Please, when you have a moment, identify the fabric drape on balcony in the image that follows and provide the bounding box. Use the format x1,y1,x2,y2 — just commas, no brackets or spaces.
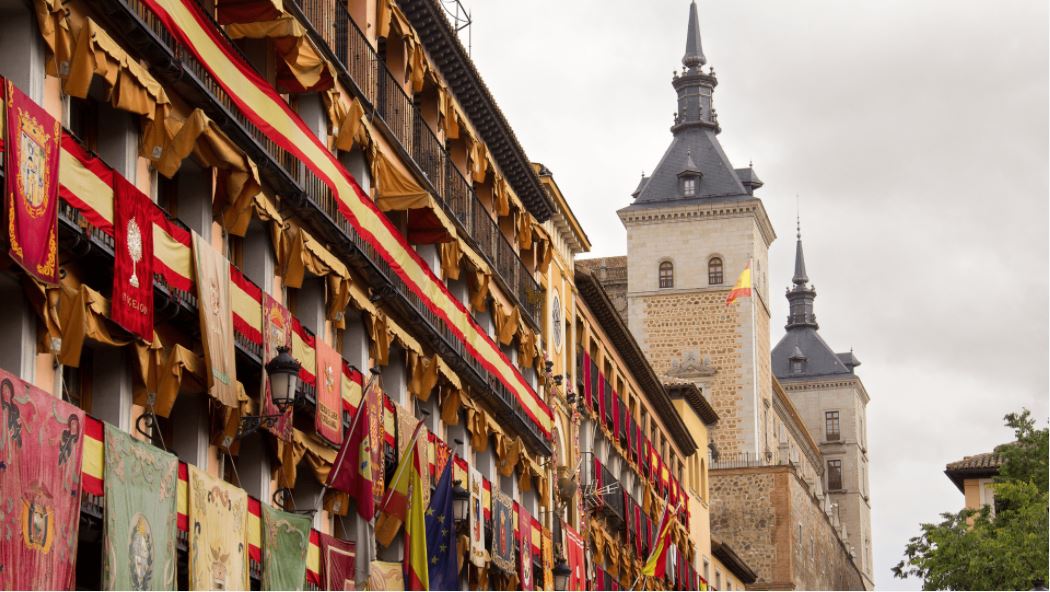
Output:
439,240,462,281
274,223,350,288
156,109,261,224
437,84,461,140
131,338,206,417
466,265,490,312
516,209,533,250
29,274,133,367
34,0,73,77
371,148,456,244
493,176,512,218
493,302,520,347
223,4,333,93
468,139,489,184
466,399,488,452
323,91,367,153
494,433,523,477
439,386,463,425
407,350,439,401
216,0,283,24
367,310,391,366
517,324,539,371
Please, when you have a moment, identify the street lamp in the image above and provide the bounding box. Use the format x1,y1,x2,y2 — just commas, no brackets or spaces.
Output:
452,479,470,530
266,346,301,411
553,556,571,591
237,347,302,439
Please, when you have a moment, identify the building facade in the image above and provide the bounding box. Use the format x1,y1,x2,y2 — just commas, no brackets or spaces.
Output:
582,1,871,589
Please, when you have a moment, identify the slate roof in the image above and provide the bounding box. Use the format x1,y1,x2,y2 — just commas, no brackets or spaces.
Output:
628,127,749,206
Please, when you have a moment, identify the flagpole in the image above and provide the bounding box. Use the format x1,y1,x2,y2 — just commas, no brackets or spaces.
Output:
749,256,761,462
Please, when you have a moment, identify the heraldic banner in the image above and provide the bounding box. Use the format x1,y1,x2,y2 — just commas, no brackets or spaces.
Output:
519,505,534,591
188,465,248,590
468,466,486,568
4,80,61,284
261,503,311,591
314,338,343,446
0,367,84,589
319,533,356,591
192,231,239,407
262,293,293,441
491,492,515,574
368,560,403,591
111,176,155,341
103,424,178,591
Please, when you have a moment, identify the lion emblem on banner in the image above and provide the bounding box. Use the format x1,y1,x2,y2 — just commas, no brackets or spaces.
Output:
16,110,51,219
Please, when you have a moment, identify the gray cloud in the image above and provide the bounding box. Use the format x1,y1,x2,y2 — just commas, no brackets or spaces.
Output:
462,0,1048,588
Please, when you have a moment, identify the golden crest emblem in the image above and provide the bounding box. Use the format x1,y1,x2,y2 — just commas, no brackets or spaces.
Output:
16,109,51,219
127,217,143,288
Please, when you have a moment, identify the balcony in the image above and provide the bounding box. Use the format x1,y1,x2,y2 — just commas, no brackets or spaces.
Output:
287,0,542,329
99,0,551,453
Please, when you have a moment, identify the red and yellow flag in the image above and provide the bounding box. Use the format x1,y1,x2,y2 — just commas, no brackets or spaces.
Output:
404,438,429,591
725,260,753,306
642,499,676,578
376,420,426,547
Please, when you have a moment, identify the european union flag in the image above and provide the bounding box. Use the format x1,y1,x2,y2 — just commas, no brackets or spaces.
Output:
425,461,459,590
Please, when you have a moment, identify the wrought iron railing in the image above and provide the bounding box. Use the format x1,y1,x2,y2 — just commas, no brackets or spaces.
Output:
115,0,548,449
289,0,542,328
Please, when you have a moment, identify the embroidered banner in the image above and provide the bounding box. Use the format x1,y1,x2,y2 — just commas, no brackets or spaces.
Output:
4,80,60,284
102,424,178,591
467,465,485,567
368,560,403,591
261,504,311,591
519,504,534,591
111,176,155,340
262,293,294,440
491,492,515,574
319,533,356,591
191,231,238,406
188,465,248,590
541,526,554,592
0,367,84,589
314,339,343,446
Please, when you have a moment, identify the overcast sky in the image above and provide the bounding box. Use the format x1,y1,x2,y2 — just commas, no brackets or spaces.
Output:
460,0,1048,588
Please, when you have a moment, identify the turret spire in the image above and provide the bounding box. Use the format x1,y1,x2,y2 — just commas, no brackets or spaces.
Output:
786,214,817,329
683,0,707,69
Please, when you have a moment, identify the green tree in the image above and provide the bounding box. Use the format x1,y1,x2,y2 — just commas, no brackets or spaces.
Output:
893,409,1049,590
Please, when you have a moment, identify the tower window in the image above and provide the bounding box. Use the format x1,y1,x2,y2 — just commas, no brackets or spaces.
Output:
825,411,841,441
791,359,805,374
683,177,697,196
708,257,723,285
659,261,674,289
828,459,843,491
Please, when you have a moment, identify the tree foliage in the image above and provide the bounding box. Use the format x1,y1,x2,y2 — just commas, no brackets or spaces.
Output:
893,408,1049,590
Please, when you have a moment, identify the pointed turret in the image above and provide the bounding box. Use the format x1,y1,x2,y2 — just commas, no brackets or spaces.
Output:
683,0,706,69
792,217,809,287
786,220,817,329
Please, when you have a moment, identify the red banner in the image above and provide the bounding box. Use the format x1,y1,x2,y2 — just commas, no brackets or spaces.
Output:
0,367,85,589
314,338,343,446
261,293,294,441
4,80,60,284
111,176,155,340
563,522,585,592
519,505,534,591
319,533,356,591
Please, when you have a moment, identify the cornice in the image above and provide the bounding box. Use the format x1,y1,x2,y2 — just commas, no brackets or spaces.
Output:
617,198,776,247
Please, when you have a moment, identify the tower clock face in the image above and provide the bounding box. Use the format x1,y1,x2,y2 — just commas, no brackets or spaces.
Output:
551,293,563,352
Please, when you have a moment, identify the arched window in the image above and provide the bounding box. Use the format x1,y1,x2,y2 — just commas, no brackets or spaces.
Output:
708,257,723,285
659,261,674,289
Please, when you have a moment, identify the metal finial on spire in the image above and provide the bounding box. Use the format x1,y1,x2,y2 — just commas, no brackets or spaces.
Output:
796,194,801,240
682,0,707,69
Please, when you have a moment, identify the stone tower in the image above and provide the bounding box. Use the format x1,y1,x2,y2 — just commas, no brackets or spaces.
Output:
771,223,875,588
617,0,777,458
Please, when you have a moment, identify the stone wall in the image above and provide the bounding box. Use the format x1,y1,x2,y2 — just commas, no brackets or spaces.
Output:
710,465,865,590
634,290,747,456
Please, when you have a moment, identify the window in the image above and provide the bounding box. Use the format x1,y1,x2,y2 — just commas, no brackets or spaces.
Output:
828,459,843,491
683,177,697,196
791,358,805,374
825,411,841,441
659,261,674,289
708,257,723,285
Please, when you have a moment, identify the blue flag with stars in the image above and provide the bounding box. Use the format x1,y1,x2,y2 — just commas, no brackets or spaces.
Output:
425,460,459,590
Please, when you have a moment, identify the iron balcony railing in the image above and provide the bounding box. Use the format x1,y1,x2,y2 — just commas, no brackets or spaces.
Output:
111,0,549,450
288,0,542,328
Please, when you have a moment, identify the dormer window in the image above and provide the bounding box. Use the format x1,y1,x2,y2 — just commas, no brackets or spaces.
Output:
679,172,701,197
683,177,697,196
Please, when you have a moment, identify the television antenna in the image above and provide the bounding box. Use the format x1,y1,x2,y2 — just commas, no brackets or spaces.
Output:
439,0,473,54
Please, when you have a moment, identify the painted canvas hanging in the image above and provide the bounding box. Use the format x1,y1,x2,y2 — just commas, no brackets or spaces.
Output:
0,367,84,589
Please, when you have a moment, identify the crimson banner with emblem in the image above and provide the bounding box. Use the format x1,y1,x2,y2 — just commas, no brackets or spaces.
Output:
314,339,343,446
0,367,85,589
111,176,155,340
319,533,356,591
519,504,534,591
4,80,60,284
261,293,293,441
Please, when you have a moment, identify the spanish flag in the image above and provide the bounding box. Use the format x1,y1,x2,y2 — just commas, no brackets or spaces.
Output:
642,498,676,579
725,260,753,306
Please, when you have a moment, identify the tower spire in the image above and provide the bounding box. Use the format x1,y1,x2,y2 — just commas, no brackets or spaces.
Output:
683,0,706,69
786,213,817,329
